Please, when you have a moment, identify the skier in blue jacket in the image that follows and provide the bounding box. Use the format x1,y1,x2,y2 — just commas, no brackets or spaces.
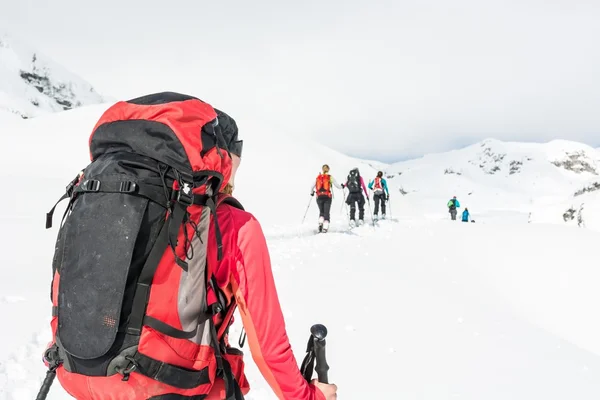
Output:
462,208,470,222
447,196,460,220
368,171,389,220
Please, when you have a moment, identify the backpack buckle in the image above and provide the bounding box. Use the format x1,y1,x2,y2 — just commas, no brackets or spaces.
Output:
43,344,62,371
65,173,82,197
176,182,194,206
81,179,101,192
119,181,137,193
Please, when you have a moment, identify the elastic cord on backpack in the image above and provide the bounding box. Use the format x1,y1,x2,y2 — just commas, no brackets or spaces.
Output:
158,163,171,202
205,196,224,260
162,167,196,271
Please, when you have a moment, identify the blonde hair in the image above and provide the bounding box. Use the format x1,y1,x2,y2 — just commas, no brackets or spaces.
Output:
221,183,234,195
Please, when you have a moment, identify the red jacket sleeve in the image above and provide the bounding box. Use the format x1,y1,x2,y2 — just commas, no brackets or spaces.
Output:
220,207,325,400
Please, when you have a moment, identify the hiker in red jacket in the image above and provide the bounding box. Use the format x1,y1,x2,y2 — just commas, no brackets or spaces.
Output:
40,96,336,400
206,113,337,400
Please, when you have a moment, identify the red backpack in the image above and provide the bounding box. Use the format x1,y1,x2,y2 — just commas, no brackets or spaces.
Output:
315,174,332,197
42,92,248,399
373,177,382,190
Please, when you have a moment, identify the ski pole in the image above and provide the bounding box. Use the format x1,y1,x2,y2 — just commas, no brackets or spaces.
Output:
311,324,330,383
302,195,313,224
300,324,330,384
36,368,57,400
387,194,392,219
342,188,350,218
37,346,61,400
366,195,375,226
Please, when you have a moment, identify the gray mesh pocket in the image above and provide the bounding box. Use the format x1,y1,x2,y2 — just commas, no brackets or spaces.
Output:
58,192,148,359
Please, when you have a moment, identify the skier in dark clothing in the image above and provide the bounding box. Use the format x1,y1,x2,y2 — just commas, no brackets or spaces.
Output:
341,168,369,227
447,196,460,220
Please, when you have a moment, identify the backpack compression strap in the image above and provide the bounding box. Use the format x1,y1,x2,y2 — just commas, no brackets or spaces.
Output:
126,180,194,336
209,193,245,400
46,175,170,229
45,172,84,229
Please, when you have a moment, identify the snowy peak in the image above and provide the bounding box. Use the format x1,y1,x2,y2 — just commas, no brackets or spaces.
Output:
543,140,600,176
0,32,105,119
433,139,600,178
551,152,598,175
465,139,533,176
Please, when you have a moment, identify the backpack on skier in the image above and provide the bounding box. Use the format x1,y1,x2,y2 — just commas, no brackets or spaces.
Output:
448,198,457,210
346,168,361,193
41,92,248,400
315,173,332,197
372,177,384,194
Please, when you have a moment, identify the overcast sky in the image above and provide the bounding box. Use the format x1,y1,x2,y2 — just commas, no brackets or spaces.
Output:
2,0,599,161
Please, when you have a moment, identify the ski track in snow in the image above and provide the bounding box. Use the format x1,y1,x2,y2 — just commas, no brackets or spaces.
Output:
4,210,600,399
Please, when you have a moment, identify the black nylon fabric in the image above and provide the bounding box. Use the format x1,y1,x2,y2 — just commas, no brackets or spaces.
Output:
135,352,211,389
91,120,192,175
55,153,169,364
214,109,242,158
62,334,139,376
347,169,361,193
147,395,207,400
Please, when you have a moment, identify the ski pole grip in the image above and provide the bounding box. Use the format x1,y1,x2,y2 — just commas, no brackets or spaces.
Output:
310,324,329,384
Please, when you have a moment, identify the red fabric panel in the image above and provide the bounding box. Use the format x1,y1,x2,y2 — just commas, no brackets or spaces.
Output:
52,272,59,306
208,204,324,400
57,366,214,399
146,204,204,330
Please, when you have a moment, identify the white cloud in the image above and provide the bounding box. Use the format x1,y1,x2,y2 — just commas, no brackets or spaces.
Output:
2,0,599,161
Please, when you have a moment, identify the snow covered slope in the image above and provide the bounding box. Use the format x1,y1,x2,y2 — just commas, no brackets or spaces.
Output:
530,187,600,232
387,138,600,229
1,106,599,399
0,108,20,123
0,32,105,119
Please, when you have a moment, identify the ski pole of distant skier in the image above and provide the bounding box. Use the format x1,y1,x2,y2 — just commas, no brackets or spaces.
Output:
342,188,350,218
302,195,313,224
387,195,392,219
367,194,375,226
300,324,330,384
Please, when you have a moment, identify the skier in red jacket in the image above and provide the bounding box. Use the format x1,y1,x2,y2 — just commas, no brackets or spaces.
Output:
206,116,338,400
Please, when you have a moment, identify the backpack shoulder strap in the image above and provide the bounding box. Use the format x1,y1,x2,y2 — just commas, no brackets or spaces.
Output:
217,194,245,210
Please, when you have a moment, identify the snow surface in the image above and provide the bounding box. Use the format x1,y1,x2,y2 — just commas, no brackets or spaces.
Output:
1,108,600,399
0,108,20,123
0,32,105,119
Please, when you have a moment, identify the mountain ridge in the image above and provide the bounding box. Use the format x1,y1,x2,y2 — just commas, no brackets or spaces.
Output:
0,31,106,119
